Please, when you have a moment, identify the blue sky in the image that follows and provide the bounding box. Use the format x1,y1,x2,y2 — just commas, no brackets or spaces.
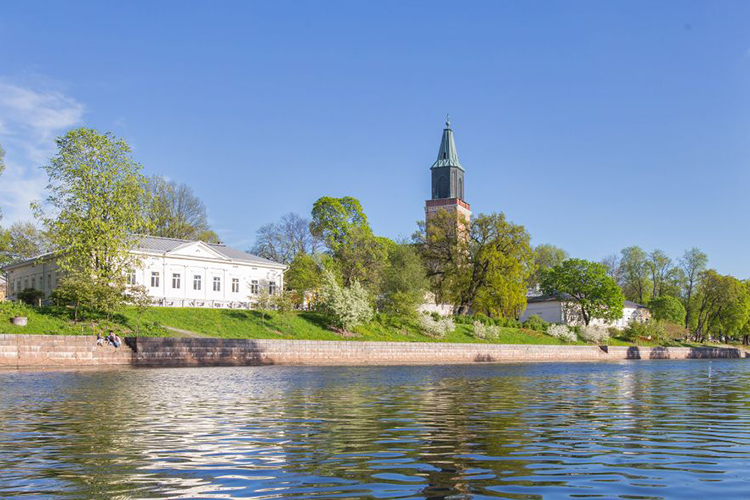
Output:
0,1,749,276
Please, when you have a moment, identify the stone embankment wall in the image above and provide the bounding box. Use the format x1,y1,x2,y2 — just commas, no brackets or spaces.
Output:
0,334,746,369
133,338,746,366
0,334,133,368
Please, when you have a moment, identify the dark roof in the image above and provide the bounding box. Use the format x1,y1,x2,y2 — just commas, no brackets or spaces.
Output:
527,294,647,309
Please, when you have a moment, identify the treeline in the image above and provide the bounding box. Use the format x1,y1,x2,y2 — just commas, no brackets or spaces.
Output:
254,199,537,330
256,199,750,343
599,247,749,343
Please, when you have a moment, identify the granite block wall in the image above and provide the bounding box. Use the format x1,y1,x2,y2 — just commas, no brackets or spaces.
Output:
0,334,745,369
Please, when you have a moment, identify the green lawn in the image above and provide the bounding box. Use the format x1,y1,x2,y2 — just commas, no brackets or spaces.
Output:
0,302,573,345
0,302,740,349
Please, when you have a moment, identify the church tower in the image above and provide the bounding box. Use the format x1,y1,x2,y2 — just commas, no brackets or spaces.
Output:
424,116,472,224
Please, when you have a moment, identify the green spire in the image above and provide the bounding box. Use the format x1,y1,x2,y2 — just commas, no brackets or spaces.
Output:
431,114,464,171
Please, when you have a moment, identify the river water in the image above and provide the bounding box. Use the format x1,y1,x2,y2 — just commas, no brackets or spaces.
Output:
1,360,750,499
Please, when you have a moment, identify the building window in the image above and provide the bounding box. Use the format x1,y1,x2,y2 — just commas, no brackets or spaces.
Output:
47,274,52,290
193,275,202,291
250,280,259,294
213,277,221,292
268,281,277,295
151,272,160,288
127,271,137,285
172,273,181,289
24,278,28,290
231,278,239,293
31,277,36,290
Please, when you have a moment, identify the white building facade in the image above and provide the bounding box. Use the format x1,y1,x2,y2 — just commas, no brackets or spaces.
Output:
520,295,650,329
2,236,287,308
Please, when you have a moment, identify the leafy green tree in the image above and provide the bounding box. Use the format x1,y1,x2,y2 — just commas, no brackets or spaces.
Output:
417,210,532,317
529,244,568,290
679,248,708,329
648,296,686,325
694,270,750,342
0,221,50,266
541,258,625,326
380,243,428,316
310,196,388,292
146,175,216,242
35,128,151,319
333,229,390,291
310,196,370,253
285,253,328,306
618,246,652,304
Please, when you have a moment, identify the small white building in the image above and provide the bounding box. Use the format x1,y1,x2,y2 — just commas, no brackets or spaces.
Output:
2,236,287,309
520,295,650,329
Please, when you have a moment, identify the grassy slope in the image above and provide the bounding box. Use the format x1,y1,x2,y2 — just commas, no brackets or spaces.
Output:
0,303,572,344
0,303,734,349
121,307,575,344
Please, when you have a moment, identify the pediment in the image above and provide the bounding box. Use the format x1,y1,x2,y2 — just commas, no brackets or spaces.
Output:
167,241,229,261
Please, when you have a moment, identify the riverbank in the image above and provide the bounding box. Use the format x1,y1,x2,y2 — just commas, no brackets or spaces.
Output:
0,334,746,369
0,304,580,345
0,304,715,349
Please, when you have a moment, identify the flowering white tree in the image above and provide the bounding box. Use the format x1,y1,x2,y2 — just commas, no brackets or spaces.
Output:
580,325,610,344
320,270,373,331
547,324,577,343
473,321,500,340
419,313,455,339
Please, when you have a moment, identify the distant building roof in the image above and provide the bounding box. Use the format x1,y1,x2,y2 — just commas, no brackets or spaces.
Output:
527,294,647,309
135,235,284,267
1,235,285,271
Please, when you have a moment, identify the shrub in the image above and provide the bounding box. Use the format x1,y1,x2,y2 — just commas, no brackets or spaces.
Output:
320,270,373,331
523,314,548,332
419,313,455,338
503,318,522,329
547,324,577,342
580,325,610,344
473,320,500,340
453,314,473,325
623,320,687,343
17,288,45,306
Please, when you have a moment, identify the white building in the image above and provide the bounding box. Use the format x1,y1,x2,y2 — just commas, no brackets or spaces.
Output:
2,236,287,308
520,295,650,329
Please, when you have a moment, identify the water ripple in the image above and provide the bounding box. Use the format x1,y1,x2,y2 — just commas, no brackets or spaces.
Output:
2,361,750,498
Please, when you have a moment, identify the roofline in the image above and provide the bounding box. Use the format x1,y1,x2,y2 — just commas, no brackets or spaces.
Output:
1,251,56,272
131,247,287,269
527,295,649,309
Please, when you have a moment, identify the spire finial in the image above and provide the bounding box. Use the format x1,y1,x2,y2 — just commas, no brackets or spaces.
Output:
446,113,451,128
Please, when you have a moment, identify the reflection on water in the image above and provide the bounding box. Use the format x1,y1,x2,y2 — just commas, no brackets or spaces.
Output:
2,361,750,499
